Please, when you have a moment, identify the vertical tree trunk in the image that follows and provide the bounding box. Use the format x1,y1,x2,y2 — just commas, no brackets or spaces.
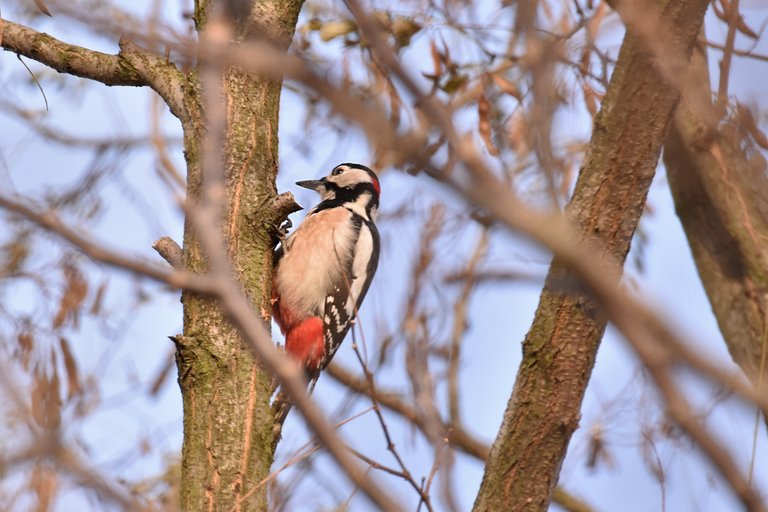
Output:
472,1,709,510
176,1,303,510
665,39,768,399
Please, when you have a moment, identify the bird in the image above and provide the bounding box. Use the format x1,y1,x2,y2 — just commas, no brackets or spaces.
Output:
271,163,381,424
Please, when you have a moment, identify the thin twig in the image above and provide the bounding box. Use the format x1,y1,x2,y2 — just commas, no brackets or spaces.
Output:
716,0,740,111
16,54,48,111
447,228,488,424
705,39,768,63
350,331,435,512
0,194,216,294
232,407,376,512
327,363,595,512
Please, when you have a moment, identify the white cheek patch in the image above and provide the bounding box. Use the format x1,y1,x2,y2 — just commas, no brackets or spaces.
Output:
331,168,372,188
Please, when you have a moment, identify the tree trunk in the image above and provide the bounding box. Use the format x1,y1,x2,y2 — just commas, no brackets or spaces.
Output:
176,1,303,510
472,1,709,510
665,39,768,402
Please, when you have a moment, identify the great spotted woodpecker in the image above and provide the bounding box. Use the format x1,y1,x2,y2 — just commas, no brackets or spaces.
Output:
272,163,381,393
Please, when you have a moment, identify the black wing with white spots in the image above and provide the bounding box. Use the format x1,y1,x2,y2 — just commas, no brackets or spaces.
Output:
320,215,380,370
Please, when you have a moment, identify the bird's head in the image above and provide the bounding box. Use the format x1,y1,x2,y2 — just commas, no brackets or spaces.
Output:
297,163,381,219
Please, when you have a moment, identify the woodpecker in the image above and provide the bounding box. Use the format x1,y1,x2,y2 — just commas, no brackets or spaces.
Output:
272,163,381,390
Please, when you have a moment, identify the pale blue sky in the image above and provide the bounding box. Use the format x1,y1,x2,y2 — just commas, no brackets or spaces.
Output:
0,1,766,510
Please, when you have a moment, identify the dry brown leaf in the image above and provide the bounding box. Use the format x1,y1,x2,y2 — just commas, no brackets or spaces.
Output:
478,92,499,156
423,39,443,87
31,365,45,427
319,19,356,42
440,72,468,94
441,38,453,70
392,16,421,47
18,332,34,370
49,359,62,430
429,40,441,74
59,337,81,400
89,279,107,315
540,0,554,22
586,423,614,470
560,161,575,200
53,263,88,329
32,363,61,430
3,238,29,274
139,436,152,455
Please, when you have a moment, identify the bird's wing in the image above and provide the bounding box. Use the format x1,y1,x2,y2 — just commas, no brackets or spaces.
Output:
321,216,380,367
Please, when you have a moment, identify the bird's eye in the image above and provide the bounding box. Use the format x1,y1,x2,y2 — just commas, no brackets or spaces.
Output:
331,167,344,176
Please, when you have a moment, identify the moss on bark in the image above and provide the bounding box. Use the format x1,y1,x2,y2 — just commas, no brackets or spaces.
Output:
176,1,303,510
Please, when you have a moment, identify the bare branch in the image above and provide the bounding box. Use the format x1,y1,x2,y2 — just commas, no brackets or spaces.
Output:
118,38,187,120
0,193,215,295
448,229,488,424
665,35,768,401
152,236,183,270
716,0,742,110
348,336,435,510
0,18,187,119
705,39,768,63
0,17,144,86
620,302,767,511
327,363,488,460
326,363,596,512
265,192,303,227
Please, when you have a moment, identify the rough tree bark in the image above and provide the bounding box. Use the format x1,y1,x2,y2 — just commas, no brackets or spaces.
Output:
1,1,304,509
664,39,768,404
175,1,303,511
472,1,709,510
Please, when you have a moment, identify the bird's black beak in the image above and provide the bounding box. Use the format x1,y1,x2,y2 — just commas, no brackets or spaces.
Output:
296,179,325,191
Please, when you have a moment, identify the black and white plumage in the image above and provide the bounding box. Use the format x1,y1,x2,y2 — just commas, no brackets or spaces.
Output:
272,163,381,388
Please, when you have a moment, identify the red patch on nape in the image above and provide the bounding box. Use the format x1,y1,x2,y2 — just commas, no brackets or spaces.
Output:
371,176,381,196
285,317,325,371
